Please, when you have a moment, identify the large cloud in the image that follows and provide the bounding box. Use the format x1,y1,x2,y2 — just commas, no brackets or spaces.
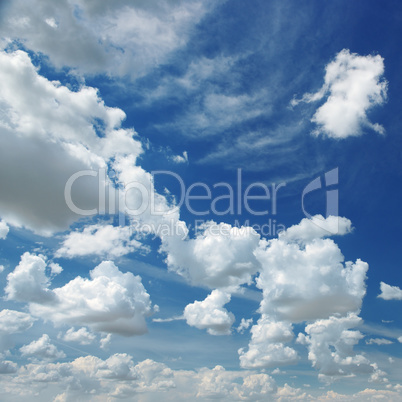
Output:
293,49,387,138
297,314,386,383
0,50,143,235
0,351,397,400
5,253,154,336
240,216,369,370
0,354,279,401
254,217,367,322
0,0,218,78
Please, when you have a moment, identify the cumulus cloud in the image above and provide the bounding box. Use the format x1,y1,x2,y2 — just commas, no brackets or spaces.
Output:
20,334,66,361
293,49,387,138
0,0,217,79
0,354,277,400
255,216,368,322
240,215,368,371
236,318,253,334
0,351,398,401
49,262,63,275
162,221,261,289
196,365,277,400
0,356,17,374
239,316,298,368
0,49,143,235
0,309,36,334
61,327,96,345
297,314,386,382
0,220,9,239
56,224,146,258
6,253,154,336
378,282,402,300
5,252,55,303
32,260,153,336
183,289,235,335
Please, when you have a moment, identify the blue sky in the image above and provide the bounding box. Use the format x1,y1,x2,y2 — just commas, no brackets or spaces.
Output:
0,0,401,400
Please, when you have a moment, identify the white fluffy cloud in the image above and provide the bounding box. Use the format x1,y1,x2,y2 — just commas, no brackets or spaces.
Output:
255,216,368,322
183,289,235,335
0,354,278,401
56,224,146,258
0,49,143,235
0,309,36,334
196,365,277,400
5,252,55,304
61,327,96,346
240,215,369,371
279,215,352,243
297,314,386,383
0,220,9,239
236,318,253,334
293,49,387,138
378,282,402,300
0,351,398,400
32,260,153,336
0,0,217,79
20,334,66,361
162,221,261,289
5,253,153,336
239,316,298,368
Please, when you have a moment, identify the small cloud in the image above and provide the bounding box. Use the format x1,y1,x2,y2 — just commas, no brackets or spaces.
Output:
49,262,63,275
0,220,9,240
100,334,112,350
20,334,66,361
365,338,393,345
271,368,286,375
236,318,253,334
153,316,184,323
183,290,234,336
45,18,58,29
61,327,96,345
378,282,402,301
172,151,188,164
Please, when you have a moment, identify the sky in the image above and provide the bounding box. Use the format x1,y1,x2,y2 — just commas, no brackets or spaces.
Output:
0,0,401,401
